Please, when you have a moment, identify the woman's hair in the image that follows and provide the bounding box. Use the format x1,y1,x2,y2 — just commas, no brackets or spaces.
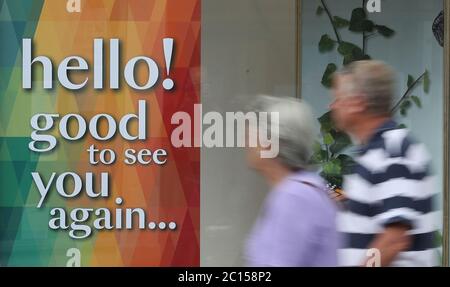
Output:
249,95,316,171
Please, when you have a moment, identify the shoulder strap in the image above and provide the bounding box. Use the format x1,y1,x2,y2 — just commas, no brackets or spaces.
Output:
289,179,327,194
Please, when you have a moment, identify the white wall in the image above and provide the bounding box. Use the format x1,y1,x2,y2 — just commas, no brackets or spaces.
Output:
201,0,297,266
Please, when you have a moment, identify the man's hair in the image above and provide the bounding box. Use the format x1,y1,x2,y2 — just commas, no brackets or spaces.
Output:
335,60,396,116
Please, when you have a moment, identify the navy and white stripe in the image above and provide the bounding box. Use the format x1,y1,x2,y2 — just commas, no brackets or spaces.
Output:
338,120,440,267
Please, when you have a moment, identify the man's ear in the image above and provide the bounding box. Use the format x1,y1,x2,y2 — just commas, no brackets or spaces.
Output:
351,96,367,113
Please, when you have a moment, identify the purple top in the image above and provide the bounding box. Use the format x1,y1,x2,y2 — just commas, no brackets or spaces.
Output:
244,170,338,267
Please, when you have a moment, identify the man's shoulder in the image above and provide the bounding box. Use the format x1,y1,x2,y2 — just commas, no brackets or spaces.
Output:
362,126,430,162
380,127,422,158
353,127,431,184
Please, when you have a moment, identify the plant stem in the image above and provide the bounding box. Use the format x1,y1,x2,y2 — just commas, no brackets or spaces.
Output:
363,33,378,54
363,34,367,54
325,144,330,161
363,34,366,53
362,0,366,54
391,71,427,112
320,0,342,44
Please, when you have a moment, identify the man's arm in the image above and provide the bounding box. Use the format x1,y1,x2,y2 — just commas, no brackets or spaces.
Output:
362,223,411,267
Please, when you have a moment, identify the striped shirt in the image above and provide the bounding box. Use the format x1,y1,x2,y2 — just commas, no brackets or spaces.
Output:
337,120,440,267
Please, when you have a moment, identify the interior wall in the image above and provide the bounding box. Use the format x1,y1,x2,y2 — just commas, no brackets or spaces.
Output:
201,0,297,266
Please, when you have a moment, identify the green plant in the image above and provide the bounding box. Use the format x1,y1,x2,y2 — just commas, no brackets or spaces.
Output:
312,0,430,189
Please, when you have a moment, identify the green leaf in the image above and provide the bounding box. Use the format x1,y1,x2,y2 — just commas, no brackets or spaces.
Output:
349,8,366,24
319,34,335,53
337,41,361,56
336,154,355,174
399,99,412,117
312,141,328,163
399,98,413,117
435,231,443,246
343,54,353,65
400,108,407,117
323,160,342,176
311,147,328,164
338,42,367,65
333,16,350,28
423,70,430,93
349,8,367,32
321,63,337,88
361,20,375,32
407,75,415,88
375,25,395,37
348,8,374,32
361,54,371,60
313,141,322,153
321,173,343,189
340,43,368,65
316,6,324,15
318,111,333,132
324,132,334,145
398,123,407,129
411,95,422,108
401,99,412,109
330,132,352,154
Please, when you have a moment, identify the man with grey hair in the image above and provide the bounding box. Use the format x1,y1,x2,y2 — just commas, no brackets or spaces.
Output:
331,60,439,266
244,96,338,266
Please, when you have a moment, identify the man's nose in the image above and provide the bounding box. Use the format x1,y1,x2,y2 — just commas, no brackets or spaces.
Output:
329,100,336,110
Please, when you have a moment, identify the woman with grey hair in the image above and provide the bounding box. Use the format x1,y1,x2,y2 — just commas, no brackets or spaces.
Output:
244,95,338,267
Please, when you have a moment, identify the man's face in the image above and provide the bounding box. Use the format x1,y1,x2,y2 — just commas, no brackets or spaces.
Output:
330,74,364,132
